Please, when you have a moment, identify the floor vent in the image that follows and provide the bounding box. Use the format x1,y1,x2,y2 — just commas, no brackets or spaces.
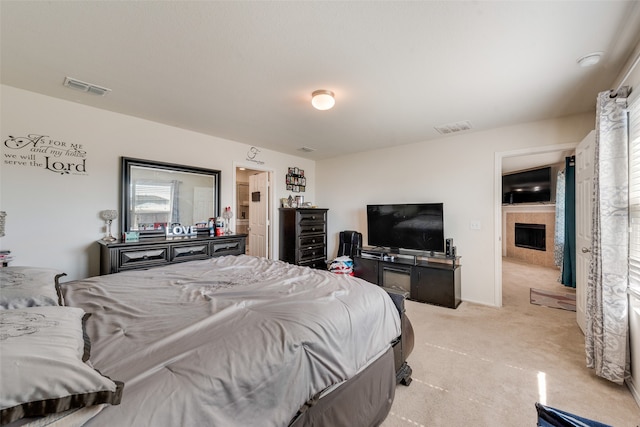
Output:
434,120,473,135
63,77,111,96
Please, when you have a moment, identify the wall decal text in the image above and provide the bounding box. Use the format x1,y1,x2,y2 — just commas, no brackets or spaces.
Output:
3,134,89,175
245,146,264,165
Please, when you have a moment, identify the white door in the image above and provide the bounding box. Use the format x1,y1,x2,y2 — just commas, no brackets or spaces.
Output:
249,172,269,258
575,130,595,334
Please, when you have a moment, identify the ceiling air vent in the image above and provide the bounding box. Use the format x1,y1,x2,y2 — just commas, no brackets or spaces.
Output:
434,120,473,135
63,77,111,96
298,146,316,153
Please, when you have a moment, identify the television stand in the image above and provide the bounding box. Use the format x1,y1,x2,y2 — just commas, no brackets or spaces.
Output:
353,251,461,309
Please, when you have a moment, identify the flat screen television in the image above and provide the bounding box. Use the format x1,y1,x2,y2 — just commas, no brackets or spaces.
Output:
366,203,444,253
502,166,552,204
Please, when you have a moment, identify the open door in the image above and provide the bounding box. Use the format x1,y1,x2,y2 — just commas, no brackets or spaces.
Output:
249,172,269,258
575,130,595,334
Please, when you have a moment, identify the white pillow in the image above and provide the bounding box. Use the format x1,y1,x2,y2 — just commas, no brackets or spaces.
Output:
0,267,66,310
0,306,123,425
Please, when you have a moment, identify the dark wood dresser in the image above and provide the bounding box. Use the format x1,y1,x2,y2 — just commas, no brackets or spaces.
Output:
279,208,328,269
98,234,247,275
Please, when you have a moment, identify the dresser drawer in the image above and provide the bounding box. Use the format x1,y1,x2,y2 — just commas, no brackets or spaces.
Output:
211,239,245,256
299,246,326,262
171,243,209,261
299,235,326,248
119,247,169,270
298,211,326,224
299,223,326,235
298,258,328,269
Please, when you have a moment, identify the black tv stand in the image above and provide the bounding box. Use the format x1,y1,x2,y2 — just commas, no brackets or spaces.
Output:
353,249,461,309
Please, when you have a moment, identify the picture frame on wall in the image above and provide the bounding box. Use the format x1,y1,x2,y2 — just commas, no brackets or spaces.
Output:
285,166,306,193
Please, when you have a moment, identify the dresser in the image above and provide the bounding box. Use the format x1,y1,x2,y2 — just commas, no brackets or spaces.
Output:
279,208,328,269
98,234,247,275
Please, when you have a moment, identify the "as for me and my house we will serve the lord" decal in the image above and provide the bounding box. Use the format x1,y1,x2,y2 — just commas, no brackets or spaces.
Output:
3,134,88,176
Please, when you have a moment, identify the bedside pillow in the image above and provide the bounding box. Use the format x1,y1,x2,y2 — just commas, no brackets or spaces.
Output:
0,306,123,425
0,267,66,310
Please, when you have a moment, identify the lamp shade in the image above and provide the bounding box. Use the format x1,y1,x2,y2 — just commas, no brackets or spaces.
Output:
311,90,335,110
100,210,118,221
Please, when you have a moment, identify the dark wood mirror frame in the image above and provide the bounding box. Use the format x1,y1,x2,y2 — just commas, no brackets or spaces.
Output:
121,157,221,239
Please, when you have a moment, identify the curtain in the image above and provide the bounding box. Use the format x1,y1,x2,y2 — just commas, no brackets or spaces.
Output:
170,180,181,225
561,157,576,287
554,169,565,279
585,88,630,384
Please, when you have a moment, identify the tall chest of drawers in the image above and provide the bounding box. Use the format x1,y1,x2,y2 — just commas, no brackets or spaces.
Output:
279,208,328,269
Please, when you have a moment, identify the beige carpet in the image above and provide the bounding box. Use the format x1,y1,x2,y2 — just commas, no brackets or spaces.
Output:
381,257,640,427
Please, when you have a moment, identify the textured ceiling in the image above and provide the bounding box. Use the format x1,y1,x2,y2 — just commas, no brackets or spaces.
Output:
2,1,640,162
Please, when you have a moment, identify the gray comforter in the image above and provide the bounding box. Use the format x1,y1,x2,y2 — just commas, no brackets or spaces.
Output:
61,255,401,427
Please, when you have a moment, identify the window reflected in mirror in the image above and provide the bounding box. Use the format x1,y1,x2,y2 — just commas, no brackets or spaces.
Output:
121,158,221,238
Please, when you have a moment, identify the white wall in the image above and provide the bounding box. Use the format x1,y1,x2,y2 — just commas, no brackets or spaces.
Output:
0,85,315,280
316,113,594,306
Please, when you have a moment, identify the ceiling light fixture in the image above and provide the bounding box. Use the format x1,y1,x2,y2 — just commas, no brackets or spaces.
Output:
577,52,603,67
311,90,335,110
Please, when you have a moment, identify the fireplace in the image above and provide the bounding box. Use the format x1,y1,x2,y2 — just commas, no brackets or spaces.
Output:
515,223,546,251
505,211,555,268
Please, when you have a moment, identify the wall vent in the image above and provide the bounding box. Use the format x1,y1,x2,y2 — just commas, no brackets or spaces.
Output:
63,77,111,96
298,146,316,153
434,120,473,135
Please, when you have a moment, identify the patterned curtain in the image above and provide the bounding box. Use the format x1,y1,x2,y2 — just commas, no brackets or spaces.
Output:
554,169,565,280
170,180,180,225
585,88,630,384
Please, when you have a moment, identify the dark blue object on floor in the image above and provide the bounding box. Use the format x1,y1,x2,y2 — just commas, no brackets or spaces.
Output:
535,403,612,427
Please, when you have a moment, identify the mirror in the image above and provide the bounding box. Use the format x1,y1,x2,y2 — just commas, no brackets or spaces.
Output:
121,157,221,238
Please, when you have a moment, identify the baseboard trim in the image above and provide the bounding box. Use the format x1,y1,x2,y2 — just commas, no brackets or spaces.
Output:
626,376,640,409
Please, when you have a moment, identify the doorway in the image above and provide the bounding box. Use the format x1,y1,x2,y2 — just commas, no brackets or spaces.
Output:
234,165,275,259
494,143,577,307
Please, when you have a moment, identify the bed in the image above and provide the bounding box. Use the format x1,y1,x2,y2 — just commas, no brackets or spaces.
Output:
1,255,413,426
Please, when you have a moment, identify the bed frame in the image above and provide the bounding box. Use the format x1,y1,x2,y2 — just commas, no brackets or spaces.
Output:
289,287,414,426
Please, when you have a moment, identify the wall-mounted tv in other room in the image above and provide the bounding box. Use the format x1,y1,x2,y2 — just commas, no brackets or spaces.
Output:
502,166,552,204
366,203,444,253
